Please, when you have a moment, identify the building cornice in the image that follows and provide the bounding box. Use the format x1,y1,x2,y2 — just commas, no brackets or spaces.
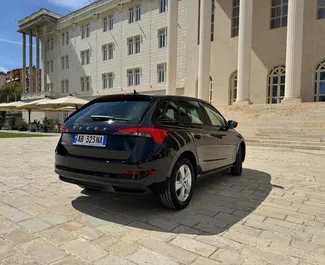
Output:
18,8,62,27
57,0,132,30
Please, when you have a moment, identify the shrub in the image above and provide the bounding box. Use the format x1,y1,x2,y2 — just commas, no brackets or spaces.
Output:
8,116,18,130
41,117,56,132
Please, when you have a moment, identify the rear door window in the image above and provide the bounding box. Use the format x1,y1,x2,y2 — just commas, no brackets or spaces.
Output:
155,99,179,122
178,100,206,125
66,100,151,124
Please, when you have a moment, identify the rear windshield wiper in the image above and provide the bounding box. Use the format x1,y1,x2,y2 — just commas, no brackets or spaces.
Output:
91,115,129,122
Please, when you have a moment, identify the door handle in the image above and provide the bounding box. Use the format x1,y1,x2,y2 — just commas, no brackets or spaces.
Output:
194,134,201,139
210,134,224,139
216,134,226,139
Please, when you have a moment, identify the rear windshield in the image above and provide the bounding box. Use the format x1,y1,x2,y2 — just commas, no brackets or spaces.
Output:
66,100,151,123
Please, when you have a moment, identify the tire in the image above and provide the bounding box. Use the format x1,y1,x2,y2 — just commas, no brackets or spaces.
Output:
231,146,243,176
159,158,195,210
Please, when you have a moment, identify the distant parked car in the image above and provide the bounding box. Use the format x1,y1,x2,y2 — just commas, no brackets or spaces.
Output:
55,94,245,210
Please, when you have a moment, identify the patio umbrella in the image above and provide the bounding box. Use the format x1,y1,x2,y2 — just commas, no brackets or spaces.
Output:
0,102,12,111
42,106,76,112
16,98,56,123
16,98,54,111
37,96,89,110
0,101,25,111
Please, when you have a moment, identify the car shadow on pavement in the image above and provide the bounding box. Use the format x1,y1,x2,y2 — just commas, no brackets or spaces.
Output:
71,168,272,236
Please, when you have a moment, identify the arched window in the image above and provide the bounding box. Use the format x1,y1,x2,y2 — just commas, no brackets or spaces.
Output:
229,70,237,105
209,76,213,104
314,60,325,102
268,65,285,104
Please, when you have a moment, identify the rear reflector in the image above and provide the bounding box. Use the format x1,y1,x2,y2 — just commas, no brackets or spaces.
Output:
60,126,68,133
115,128,167,144
120,170,157,175
119,169,157,180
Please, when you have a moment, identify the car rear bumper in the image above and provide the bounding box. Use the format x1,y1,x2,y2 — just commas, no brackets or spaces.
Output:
55,153,171,195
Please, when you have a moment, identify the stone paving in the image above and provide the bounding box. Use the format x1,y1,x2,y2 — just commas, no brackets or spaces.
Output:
0,136,325,265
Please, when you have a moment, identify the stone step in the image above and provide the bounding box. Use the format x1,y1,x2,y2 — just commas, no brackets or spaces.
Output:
246,138,325,146
242,135,324,143
224,117,325,122
242,134,325,141
238,128,325,134
240,132,325,138
218,103,325,151
246,141,325,151
238,127,325,131
237,127,325,132
217,102,325,112
231,118,325,122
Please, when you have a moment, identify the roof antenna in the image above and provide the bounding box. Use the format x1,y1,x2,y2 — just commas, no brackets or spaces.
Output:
134,89,139,95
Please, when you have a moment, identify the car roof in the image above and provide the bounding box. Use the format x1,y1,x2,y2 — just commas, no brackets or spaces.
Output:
92,93,210,104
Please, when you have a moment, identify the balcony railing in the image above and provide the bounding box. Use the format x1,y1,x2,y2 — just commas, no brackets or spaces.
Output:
21,91,59,100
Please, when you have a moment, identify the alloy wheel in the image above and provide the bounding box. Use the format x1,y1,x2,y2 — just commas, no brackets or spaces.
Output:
175,164,192,202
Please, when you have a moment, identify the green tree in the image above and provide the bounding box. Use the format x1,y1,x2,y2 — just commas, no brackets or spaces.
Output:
0,82,23,103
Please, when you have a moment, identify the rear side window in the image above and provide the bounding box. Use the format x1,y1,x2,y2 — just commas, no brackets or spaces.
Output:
178,100,206,125
66,100,150,123
155,99,178,121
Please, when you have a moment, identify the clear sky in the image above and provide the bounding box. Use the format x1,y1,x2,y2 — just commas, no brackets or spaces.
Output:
0,0,93,73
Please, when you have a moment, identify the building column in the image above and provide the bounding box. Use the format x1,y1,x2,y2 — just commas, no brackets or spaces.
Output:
22,33,26,92
282,0,304,103
198,0,212,101
166,0,178,95
29,31,33,93
36,28,40,92
235,0,253,104
42,25,47,92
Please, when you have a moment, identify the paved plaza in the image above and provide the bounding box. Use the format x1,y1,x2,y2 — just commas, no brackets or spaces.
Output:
0,136,325,265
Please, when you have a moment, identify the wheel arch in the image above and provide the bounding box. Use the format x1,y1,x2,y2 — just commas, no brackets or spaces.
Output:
167,149,198,180
239,141,246,162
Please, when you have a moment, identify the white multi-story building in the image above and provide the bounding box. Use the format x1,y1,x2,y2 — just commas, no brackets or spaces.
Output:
17,0,325,115
18,0,186,105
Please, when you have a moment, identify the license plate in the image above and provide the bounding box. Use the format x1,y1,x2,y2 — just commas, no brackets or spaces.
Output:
73,134,107,147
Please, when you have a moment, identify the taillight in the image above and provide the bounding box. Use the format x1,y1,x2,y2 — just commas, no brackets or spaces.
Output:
60,126,68,133
115,128,167,144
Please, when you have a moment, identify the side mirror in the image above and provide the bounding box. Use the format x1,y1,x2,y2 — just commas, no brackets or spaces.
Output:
228,120,238,129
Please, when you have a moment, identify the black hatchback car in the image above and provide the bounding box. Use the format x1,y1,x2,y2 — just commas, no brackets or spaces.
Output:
55,94,245,210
